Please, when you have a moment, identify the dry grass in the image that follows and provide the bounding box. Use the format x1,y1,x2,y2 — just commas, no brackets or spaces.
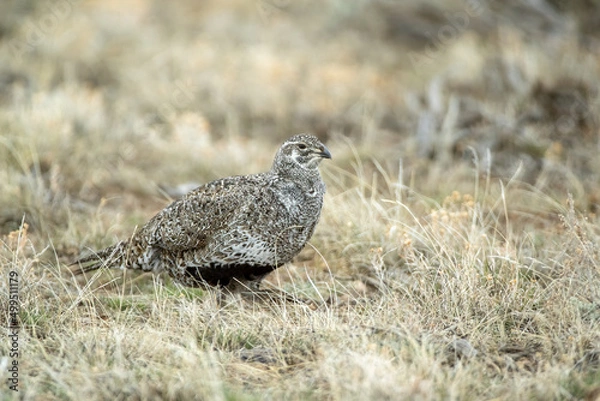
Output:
1,0,600,400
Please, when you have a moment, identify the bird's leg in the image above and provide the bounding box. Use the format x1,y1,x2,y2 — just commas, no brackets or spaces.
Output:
214,279,246,307
215,287,228,307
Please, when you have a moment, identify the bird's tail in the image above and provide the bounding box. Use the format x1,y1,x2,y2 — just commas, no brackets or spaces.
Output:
69,240,129,276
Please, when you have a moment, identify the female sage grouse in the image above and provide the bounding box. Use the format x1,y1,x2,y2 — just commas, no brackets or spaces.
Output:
71,134,331,290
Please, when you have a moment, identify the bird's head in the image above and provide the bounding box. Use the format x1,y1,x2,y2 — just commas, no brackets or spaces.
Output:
272,134,332,174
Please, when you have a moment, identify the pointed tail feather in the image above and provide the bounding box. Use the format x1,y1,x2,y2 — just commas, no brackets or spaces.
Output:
69,241,127,276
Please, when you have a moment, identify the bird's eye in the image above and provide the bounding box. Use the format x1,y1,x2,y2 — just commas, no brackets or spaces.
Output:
298,144,307,150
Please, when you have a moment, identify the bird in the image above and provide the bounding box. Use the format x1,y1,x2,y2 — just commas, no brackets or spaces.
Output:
71,134,331,292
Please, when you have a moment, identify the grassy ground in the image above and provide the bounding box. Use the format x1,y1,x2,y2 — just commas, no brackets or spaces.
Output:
1,0,600,399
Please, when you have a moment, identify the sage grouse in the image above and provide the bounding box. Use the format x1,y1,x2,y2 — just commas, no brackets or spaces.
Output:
71,134,331,290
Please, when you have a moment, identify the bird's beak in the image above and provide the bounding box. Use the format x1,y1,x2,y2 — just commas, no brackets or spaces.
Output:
316,145,332,159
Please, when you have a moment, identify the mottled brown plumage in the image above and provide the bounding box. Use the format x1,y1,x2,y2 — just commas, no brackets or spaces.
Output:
71,134,331,289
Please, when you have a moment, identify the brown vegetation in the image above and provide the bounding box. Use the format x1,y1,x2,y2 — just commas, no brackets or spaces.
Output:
1,1,599,399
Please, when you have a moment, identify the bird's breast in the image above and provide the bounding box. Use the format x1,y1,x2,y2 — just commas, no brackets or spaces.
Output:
276,180,323,219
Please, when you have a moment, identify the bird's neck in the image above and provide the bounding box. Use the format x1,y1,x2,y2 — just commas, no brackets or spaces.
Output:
271,162,322,187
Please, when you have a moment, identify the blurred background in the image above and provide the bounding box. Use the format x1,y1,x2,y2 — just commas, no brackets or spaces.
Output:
1,0,599,239
3,3,600,398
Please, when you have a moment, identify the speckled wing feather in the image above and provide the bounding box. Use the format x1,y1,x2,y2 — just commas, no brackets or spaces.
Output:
143,176,258,252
